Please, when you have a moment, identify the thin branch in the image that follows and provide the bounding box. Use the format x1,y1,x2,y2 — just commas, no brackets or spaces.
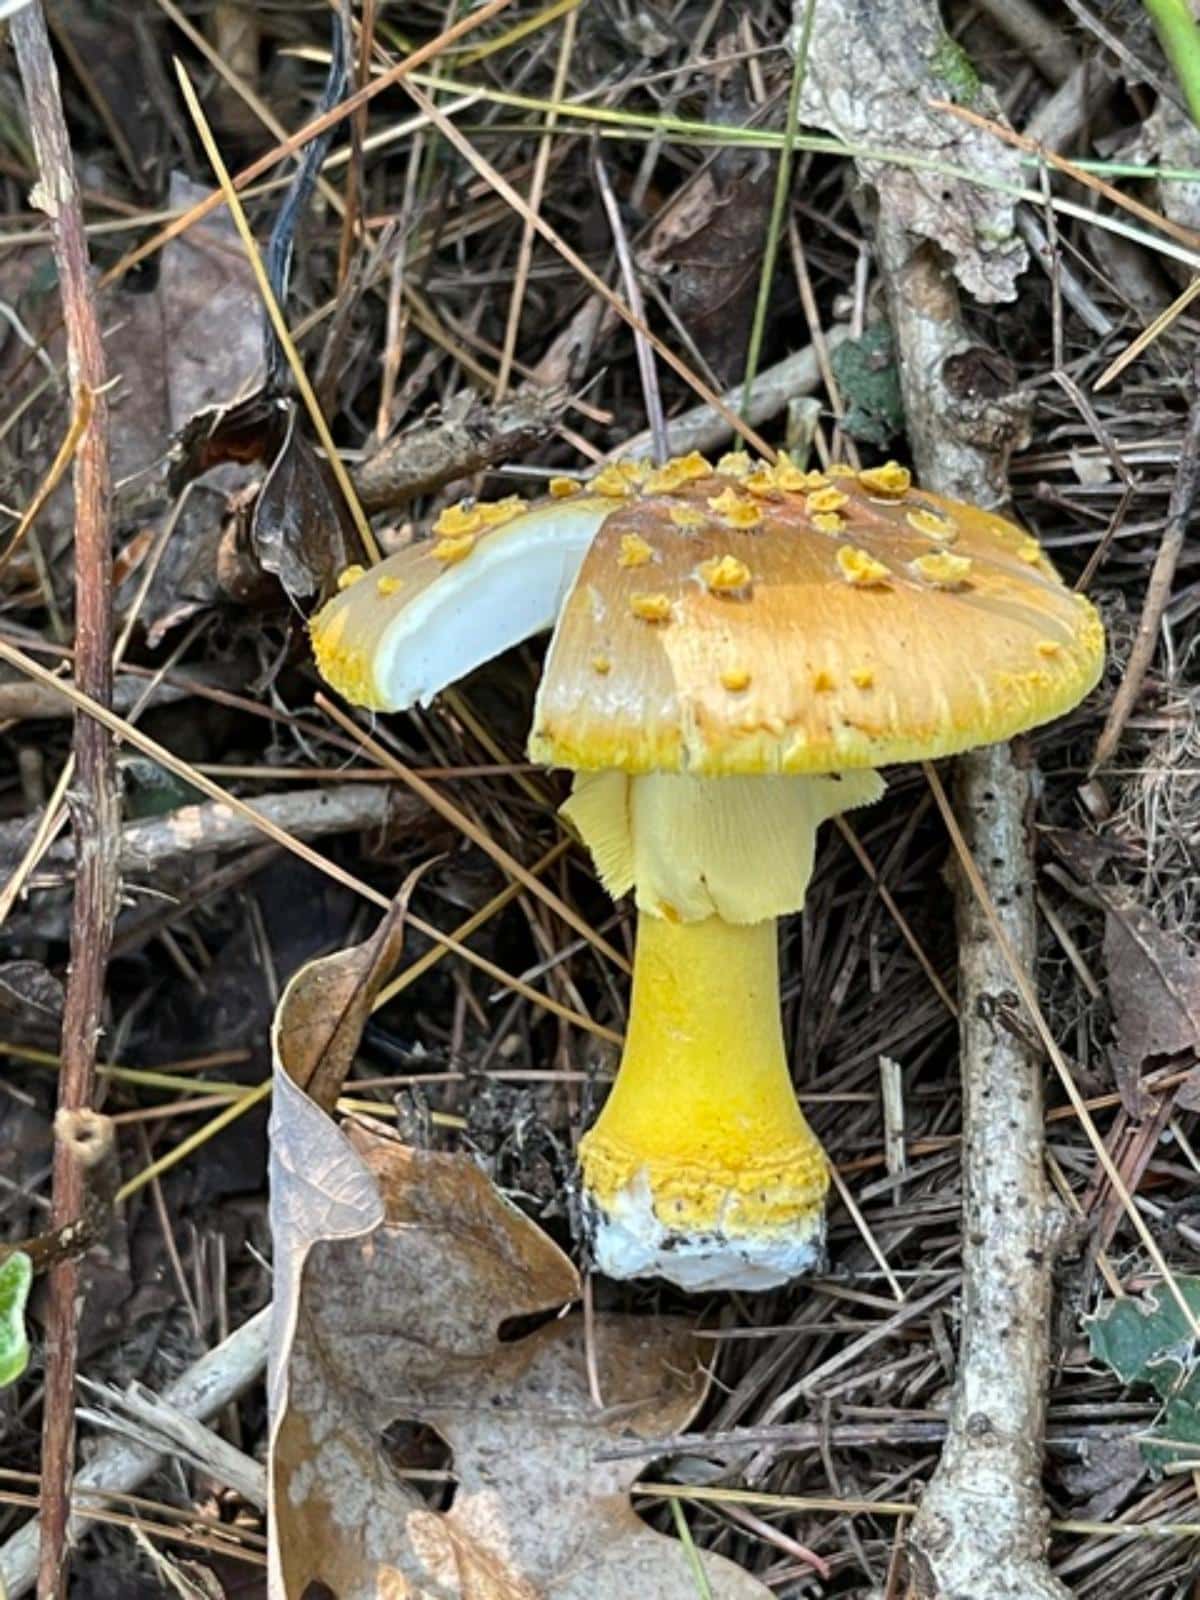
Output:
10,9,120,1598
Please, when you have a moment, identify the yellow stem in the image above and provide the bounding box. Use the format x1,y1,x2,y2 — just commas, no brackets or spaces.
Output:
580,912,827,1239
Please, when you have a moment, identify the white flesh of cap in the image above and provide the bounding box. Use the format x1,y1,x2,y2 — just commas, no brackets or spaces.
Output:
373,500,614,708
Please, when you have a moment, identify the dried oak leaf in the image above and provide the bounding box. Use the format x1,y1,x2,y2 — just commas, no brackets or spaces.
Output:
268,914,769,1600
1103,897,1200,1075
0,961,63,1027
795,0,1026,303
640,58,774,385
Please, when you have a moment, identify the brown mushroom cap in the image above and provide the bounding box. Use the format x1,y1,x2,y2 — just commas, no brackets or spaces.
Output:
529,460,1104,777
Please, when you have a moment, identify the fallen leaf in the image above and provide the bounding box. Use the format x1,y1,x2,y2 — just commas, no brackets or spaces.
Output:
1088,1277,1200,1472
830,323,905,446
169,386,353,604
641,56,775,385
796,0,1026,303
0,1252,31,1388
1103,897,1200,1071
159,173,267,436
251,403,353,598
0,960,64,1027
268,912,770,1600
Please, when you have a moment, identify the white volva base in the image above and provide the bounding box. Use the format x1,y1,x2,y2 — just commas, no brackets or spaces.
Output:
583,1174,826,1293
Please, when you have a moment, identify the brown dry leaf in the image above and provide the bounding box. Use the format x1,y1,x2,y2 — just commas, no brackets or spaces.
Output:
268,914,770,1600
169,388,353,604
1103,896,1200,1078
795,0,1026,303
641,60,775,384
251,403,354,599
106,171,263,500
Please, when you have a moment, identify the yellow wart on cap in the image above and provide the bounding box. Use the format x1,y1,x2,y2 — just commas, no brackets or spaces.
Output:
851,667,875,689
433,501,484,537
644,452,712,493
708,487,763,529
592,653,612,675
912,551,973,588
812,669,836,692
432,533,477,565
1016,534,1048,567
669,505,707,530
773,452,827,493
590,464,637,497
812,511,846,535
478,495,527,527
336,564,366,591
716,450,753,478
837,546,891,587
859,461,912,496
806,487,849,515
698,554,752,594
376,574,403,597
549,476,580,498
630,591,672,623
618,533,655,569
721,665,751,692
743,466,781,497
906,508,958,542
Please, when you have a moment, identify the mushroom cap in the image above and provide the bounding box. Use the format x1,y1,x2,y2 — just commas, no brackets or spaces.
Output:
308,455,1104,777
528,459,1104,776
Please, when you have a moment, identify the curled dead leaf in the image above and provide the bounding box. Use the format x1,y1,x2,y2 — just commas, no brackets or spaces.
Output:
268,912,770,1599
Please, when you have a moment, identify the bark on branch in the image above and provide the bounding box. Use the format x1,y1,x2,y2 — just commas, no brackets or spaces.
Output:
877,131,1070,1600
11,8,121,1596
789,3,1070,1593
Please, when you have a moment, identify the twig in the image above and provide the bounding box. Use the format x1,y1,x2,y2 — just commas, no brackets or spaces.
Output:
11,9,120,1596
793,1,1068,1590
3,783,424,881
910,751,1068,1599
76,1378,266,1509
353,387,568,512
974,0,1080,85
1091,358,1200,770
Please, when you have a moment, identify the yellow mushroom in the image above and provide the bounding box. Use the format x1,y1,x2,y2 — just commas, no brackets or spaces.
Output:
308,455,1105,1290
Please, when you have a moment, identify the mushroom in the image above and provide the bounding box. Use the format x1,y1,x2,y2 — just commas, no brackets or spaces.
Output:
310,454,1104,1290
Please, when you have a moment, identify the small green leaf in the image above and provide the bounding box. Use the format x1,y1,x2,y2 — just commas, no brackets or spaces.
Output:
830,325,905,448
1088,1277,1200,1470
0,1252,32,1389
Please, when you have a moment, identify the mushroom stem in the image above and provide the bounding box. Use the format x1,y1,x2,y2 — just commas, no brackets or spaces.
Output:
580,912,829,1291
